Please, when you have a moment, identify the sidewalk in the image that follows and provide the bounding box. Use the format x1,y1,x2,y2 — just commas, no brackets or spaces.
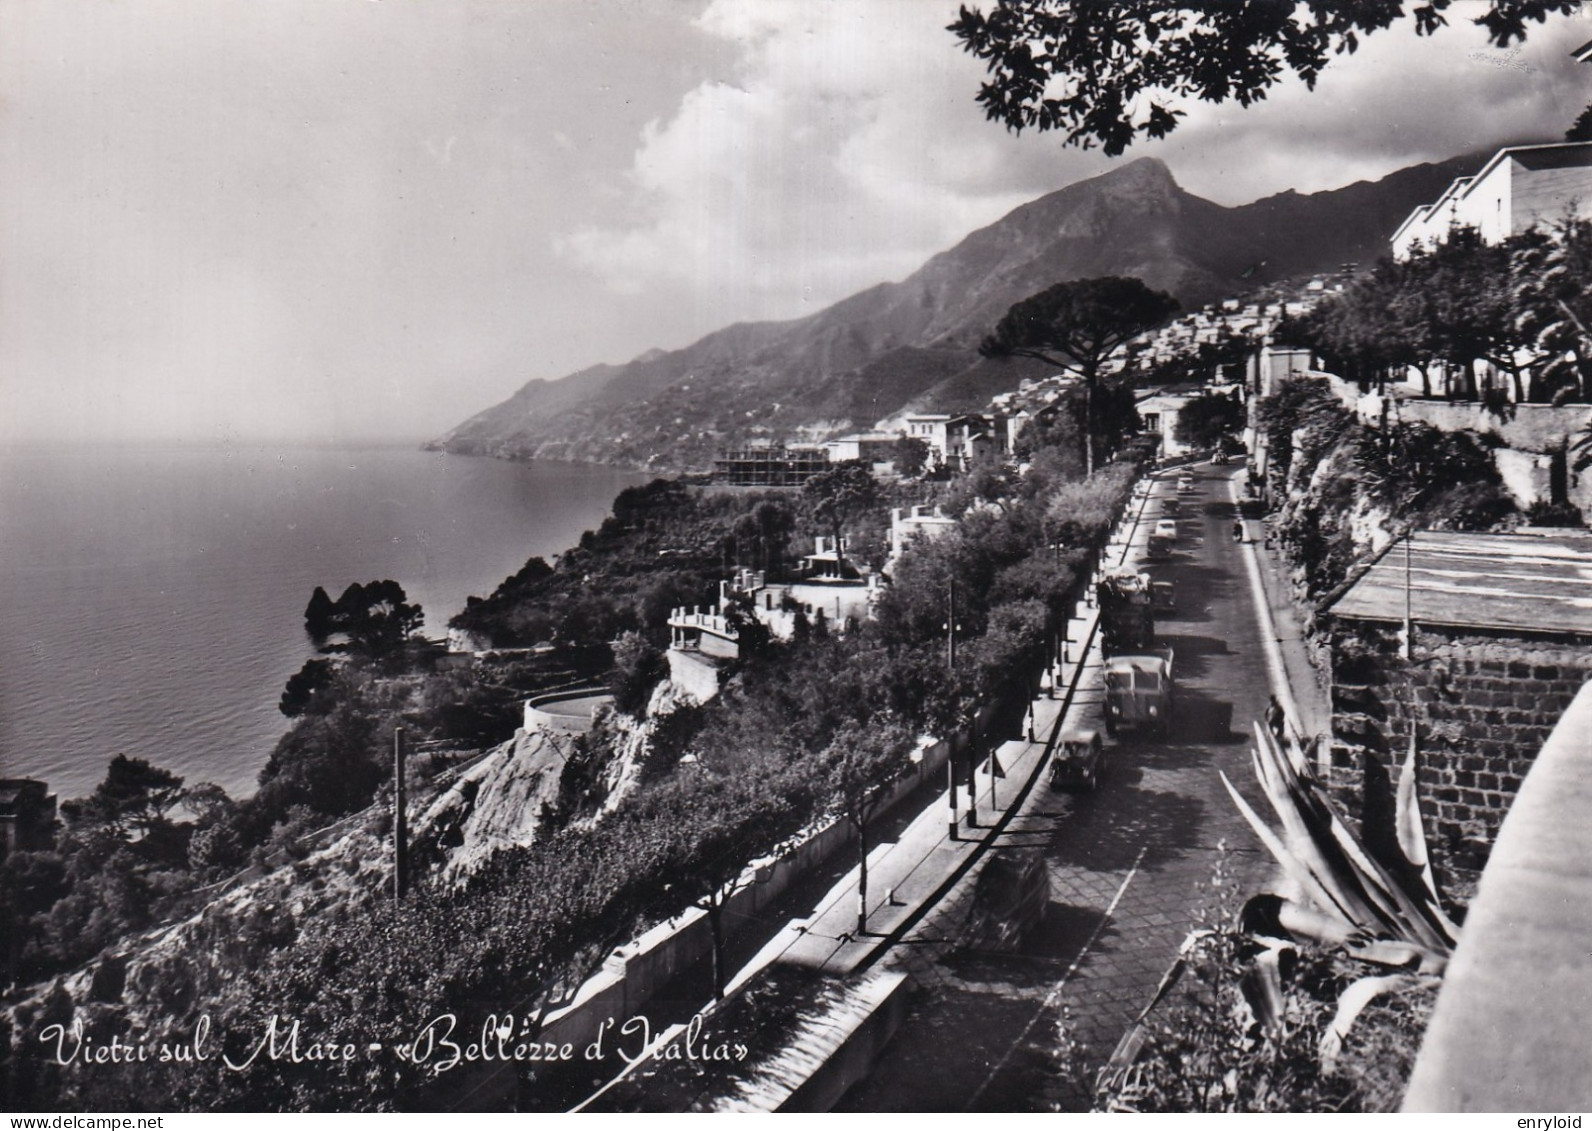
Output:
730,607,1103,985
1231,471,1332,743
726,471,1176,984
581,468,1172,1111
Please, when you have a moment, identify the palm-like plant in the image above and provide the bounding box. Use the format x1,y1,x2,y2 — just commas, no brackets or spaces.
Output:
1221,723,1459,1070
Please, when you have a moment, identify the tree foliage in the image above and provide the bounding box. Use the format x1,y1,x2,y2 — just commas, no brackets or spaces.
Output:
1174,390,1247,451
802,461,880,573
1516,217,1592,404
981,276,1180,379
893,435,931,478
304,580,424,662
949,1,1577,155
982,277,1175,474
610,630,669,717
278,658,335,718
1567,102,1592,143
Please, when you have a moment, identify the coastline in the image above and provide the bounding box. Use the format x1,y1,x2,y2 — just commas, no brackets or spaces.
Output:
0,444,644,800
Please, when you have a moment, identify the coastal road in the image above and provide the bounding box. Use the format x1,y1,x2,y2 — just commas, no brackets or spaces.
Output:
836,462,1282,1112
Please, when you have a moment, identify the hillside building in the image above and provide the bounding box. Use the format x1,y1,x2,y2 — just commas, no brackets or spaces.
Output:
888,505,957,565
822,432,900,469
666,602,741,703
1391,141,1592,260
1135,388,1197,458
712,445,830,487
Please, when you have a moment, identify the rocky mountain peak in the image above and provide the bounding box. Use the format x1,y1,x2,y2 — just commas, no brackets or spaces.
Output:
432,153,1485,472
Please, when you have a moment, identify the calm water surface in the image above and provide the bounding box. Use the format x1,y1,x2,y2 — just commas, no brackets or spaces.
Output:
0,444,644,799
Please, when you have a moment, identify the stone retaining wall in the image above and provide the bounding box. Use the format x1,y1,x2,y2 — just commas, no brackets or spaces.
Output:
1326,617,1592,901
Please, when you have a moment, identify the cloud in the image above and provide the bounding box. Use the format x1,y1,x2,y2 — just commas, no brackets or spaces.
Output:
556,0,1073,326
8,0,1592,444
1144,9,1592,202
559,0,1592,336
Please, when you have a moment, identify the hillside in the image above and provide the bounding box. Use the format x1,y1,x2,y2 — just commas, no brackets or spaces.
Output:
430,154,1479,472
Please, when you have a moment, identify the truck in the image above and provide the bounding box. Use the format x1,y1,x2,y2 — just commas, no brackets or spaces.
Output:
1096,568,1155,656
1102,648,1175,737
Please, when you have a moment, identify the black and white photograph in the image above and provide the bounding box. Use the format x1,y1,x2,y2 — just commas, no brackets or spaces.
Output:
4,0,1592,1115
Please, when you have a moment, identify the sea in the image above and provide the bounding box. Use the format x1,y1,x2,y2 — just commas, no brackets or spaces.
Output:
0,443,646,801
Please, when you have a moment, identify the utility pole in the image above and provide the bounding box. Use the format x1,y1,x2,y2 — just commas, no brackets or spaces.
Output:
1404,530,1415,661
393,727,408,902
946,578,957,671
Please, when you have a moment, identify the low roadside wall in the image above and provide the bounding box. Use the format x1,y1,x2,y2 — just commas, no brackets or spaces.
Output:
452,456,1149,1110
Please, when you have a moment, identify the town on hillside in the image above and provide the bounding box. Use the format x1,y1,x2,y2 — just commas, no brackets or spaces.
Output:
11,18,1592,1118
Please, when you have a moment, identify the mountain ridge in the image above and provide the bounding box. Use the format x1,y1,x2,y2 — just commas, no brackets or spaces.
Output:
431,152,1482,471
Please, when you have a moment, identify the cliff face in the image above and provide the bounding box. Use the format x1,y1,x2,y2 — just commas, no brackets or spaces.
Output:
421,726,576,882
432,154,1481,471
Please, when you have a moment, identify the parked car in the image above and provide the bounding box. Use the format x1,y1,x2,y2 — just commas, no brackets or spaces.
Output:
1050,727,1106,791
1103,650,1175,736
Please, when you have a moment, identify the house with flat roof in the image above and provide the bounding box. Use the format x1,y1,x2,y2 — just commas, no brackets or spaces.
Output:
1322,529,1592,900
888,504,957,565
822,431,900,470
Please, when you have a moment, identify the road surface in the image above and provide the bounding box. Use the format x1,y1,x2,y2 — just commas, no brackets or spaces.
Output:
837,462,1281,1112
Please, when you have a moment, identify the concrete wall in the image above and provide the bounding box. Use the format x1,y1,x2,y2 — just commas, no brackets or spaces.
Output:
666,649,724,705
1383,398,1592,453
1326,617,1592,901
1514,163,1592,233
778,971,914,1112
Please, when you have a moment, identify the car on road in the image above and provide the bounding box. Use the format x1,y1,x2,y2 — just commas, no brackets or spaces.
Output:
1050,726,1106,791
1103,650,1175,736
1151,578,1176,611
1177,474,1196,493
1154,518,1178,541
964,848,1050,951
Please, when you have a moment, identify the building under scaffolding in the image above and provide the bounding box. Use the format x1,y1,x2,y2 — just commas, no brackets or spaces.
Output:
712,445,830,487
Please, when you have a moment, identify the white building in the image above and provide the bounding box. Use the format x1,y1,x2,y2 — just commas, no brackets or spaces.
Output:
887,504,958,569
1392,142,1592,259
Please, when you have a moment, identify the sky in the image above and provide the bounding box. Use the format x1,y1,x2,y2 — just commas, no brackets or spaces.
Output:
2,0,1590,446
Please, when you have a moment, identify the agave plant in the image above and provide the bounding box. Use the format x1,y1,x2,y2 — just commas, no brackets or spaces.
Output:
1221,723,1458,1070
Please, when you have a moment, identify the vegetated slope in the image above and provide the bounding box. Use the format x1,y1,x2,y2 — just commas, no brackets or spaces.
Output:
431,154,1482,472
